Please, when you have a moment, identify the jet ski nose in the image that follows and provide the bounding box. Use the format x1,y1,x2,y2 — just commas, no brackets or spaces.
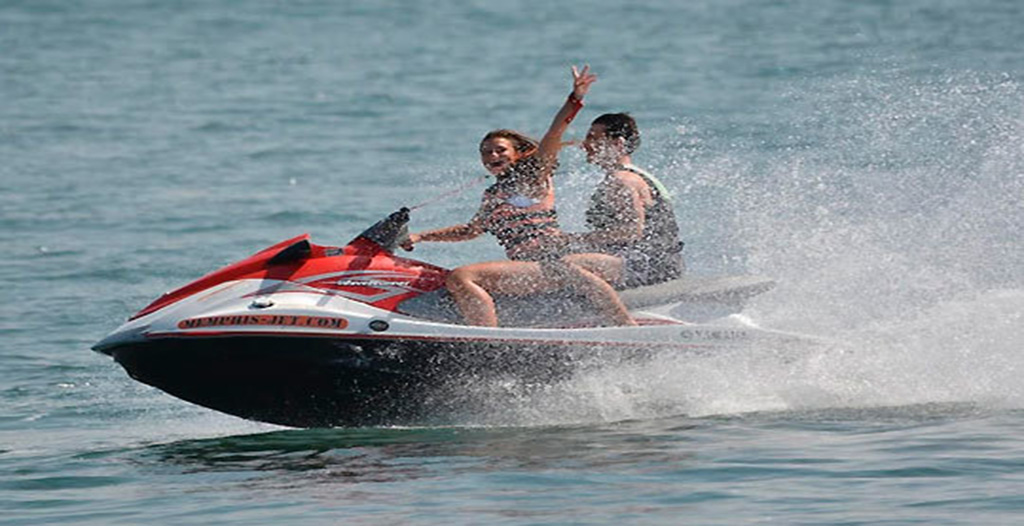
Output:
92,323,149,355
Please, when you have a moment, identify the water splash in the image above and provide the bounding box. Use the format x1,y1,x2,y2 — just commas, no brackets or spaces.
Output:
460,72,1024,426
708,73,1023,412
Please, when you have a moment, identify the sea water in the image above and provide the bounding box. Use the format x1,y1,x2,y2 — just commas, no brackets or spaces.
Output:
2,1,1023,524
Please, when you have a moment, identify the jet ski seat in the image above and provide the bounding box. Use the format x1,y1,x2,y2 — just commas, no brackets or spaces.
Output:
397,274,775,327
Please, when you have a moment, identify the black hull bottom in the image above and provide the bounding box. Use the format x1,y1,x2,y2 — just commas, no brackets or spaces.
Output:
104,336,617,428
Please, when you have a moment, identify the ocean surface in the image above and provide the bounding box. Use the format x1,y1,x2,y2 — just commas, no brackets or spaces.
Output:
3,0,1023,523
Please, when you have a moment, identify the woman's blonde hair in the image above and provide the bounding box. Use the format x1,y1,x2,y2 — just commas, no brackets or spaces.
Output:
480,129,539,155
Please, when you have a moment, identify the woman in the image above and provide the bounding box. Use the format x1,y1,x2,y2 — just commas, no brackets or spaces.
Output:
562,113,684,288
403,66,636,327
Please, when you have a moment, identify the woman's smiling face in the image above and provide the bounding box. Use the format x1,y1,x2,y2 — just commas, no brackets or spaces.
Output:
479,137,522,175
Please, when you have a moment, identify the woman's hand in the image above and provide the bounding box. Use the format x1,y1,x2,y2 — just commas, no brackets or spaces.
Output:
572,64,597,100
400,232,421,251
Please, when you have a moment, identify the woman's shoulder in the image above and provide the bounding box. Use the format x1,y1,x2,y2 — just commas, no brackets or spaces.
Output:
506,153,559,177
482,181,504,199
510,154,542,173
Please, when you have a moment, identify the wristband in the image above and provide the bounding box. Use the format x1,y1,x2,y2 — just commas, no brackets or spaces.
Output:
564,93,584,124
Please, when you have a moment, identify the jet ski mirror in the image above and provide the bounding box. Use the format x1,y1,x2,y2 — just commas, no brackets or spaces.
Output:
350,207,411,253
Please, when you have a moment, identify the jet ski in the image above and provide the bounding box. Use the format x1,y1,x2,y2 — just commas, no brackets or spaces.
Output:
93,208,808,428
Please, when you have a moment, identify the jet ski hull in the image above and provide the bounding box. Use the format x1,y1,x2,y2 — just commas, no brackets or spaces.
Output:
100,333,701,428
106,336,437,428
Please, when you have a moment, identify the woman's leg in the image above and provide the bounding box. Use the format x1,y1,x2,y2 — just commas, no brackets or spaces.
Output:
446,262,509,327
446,261,552,326
561,253,625,285
557,253,635,325
445,259,636,326
543,259,636,326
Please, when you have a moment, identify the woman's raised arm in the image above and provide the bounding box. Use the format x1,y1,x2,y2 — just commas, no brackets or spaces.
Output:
535,65,597,167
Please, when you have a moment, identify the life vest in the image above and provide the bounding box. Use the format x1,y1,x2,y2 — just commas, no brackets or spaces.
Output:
585,163,684,263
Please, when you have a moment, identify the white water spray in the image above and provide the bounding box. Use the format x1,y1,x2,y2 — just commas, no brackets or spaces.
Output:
465,72,1024,426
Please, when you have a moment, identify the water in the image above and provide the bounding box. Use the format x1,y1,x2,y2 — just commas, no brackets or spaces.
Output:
3,0,1023,523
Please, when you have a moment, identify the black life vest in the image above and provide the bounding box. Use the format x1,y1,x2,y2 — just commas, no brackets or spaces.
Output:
585,163,684,266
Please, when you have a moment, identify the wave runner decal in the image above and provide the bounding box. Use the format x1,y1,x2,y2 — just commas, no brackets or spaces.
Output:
178,314,349,330
247,270,437,308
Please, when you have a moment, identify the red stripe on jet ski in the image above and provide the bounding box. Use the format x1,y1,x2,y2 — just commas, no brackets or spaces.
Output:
142,330,717,350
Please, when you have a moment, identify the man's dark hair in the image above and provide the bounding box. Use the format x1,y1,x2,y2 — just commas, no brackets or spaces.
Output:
592,113,640,154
